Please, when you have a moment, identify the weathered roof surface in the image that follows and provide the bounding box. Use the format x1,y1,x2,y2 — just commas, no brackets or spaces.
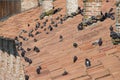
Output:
0,0,120,80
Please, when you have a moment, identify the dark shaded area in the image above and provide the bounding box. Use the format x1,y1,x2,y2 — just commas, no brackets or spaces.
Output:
0,36,19,57
0,0,21,21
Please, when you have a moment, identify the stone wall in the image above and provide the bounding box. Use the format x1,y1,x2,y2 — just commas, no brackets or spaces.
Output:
66,0,78,15
116,2,120,32
42,0,53,12
21,0,53,13
84,0,102,19
0,37,25,80
0,51,25,80
21,0,39,12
